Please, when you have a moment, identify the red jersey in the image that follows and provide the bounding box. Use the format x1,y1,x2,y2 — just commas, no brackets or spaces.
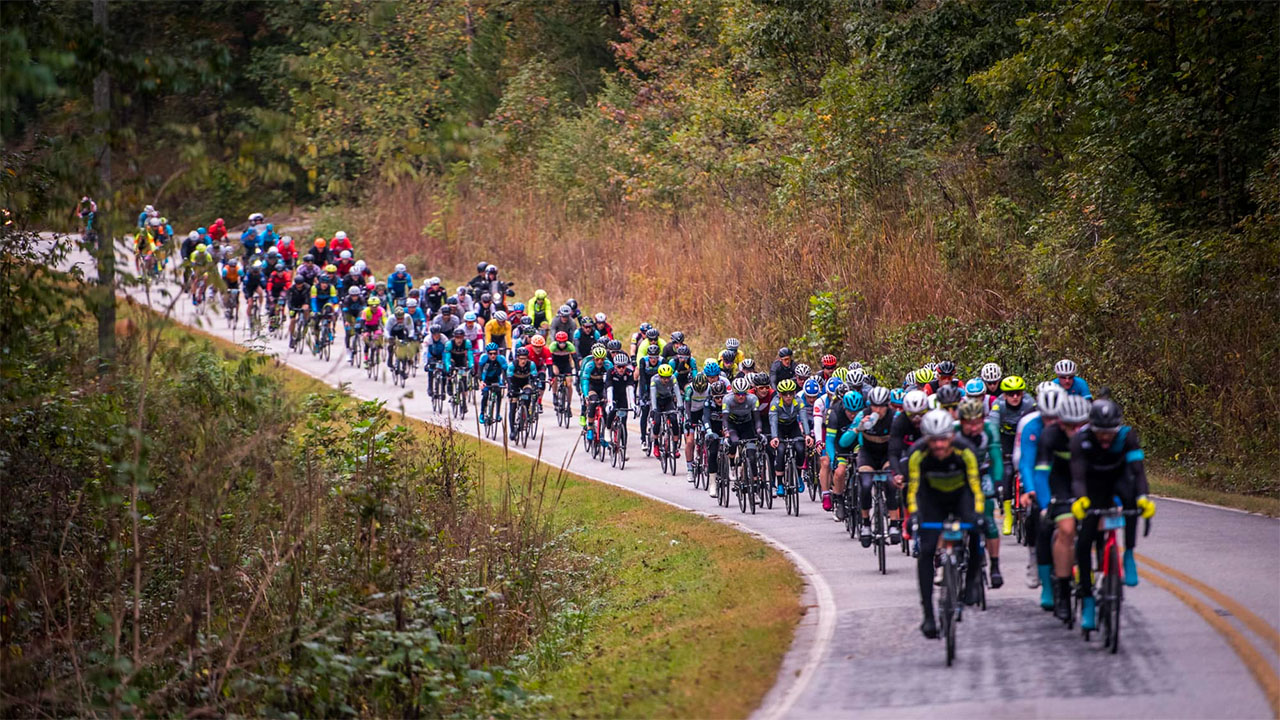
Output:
330,236,353,255
527,345,552,369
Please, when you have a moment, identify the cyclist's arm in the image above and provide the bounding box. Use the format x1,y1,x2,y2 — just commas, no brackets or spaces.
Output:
962,448,984,514
1124,428,1150,496
798,402,811,436
769,401,780,437
906,448,923,514
985,422,1003,485
1077,377,1093,401
649,380,659,411
578,360,592,398
1032,426,1054,500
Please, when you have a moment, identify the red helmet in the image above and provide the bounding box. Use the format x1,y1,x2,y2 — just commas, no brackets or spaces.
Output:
821,354,838,368
555,331,569,343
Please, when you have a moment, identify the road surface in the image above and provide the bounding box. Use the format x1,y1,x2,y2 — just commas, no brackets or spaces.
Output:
62,237,1280,719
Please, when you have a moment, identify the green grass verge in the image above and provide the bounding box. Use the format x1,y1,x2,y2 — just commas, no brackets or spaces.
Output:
137,304,804,719
1148,466,1280,517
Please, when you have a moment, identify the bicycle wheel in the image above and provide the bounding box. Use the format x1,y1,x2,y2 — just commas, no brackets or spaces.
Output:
944,556,958,666
1106,545,1122,653
807,459,818,502
875,491,887,575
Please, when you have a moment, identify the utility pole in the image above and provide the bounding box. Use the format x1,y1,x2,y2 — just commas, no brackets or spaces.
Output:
93,0,115,373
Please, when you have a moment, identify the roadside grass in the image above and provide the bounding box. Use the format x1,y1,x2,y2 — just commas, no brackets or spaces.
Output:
1148,465,1280,517
133,301,804,719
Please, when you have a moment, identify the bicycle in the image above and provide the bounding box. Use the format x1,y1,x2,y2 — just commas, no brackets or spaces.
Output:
426,360,446,413
481,383,505,439
269,296,286,339
805,444,820,503
1081,507,1148,653
390,338,416,388
224,288,240,330
919,516,976,667
583,395,606,461
449,368,469,419
247,293,263,335
311,310,335,361
289,308,309,352
690,421,709,490
777,440,804,517
655,410,680,476
733,439,763,515
509,386,537,448
609,406,630,469
364,331,384,381
860,470,894,575
552,373,574,428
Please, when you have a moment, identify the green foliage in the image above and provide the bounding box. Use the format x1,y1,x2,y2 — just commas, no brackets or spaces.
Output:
794,290,852,358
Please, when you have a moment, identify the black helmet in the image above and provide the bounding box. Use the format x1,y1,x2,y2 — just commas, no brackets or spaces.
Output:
566,298,578,309
751,372,770,388
515,346,529,358
676,345,691,357
429,324,443,335
938,360,957,376
646,345,660,357
937,385,964,407
480,292,492,302
777,347,793,358
606,339,623,352
671,330,685,343
303,253,315,263
645,328,659,340
1089,398,1123,429
520,315,533,326
446,296,458,305
452,327,465,337
476,261,488,273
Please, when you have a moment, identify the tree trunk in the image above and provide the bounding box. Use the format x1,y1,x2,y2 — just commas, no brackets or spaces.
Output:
93,0,115,375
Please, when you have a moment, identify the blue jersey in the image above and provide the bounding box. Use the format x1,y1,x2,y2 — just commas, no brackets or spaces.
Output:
1019,413,1049,502
387,271,413,297
1054,376,1092,400
579,357,615,397
477,354,509,384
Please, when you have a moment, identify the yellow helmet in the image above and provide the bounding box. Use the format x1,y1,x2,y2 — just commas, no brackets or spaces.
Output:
657,364,675,377
368,296,381,307
914,367,936,384
195,243,206,253
325,264,338,273
777,378,798,393
833,367,851,383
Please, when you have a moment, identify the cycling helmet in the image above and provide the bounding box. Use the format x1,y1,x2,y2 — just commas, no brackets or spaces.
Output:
693,374,710,391
867,386,891,406
186,230,199,240
515,347,529,358
476,261,488,273
393,308,407,318
406,298,418,308
304,254,316,263
639,321,652,333
464,311,478,322
559,305,572,317
354,260,366,272
514,303,526,313
275,261,285,271
428,324,443,335
1058,395,1090,424
1054,358,1078,377
535,288,548,300
485,264,498,274
794,363,811,378
937,360,957,376
964,378,986,397
647,345,661,357
849,368,867,386
980,363,1002,383
555,331,569,342
913,367,936,385
645,328,659,340
731,377,751,394
999,375,1027,393
452,328,465,338
777,378,798,394
331,230,346,240
825,378,846,396
704,362,721,378
428,276,441,285
803,377,823,397
323,264,337,273
657,364,675,378
485,342,499,353
725,337,741,351
833,367,850,383
842,391,866,413
480,292,492,302
581,315,595,325
890,388,906,405
606,339,623,352
566,298,578,309
367,296,381,307
957,397,986,420
847,361,863,372
936,385,964,408
820,354,838,369
720,349,736,364
226,257,239,266
441,305,453,314
1037,386,1065,417
925,361,939,373
314,238,326,249
520,316,533,326
676,345,691,357
921,409,955,439
903,390,930,415
339,250,352,259
778,347,793,358
1089,398,1123,429
493,311,508,323
531,335,546,347
741,358,756,372
751,372,770,387
671,330,685,343
595,312,606,323
195,243,207,252
348,285,363,296
613,352,630,366
591,342,607,354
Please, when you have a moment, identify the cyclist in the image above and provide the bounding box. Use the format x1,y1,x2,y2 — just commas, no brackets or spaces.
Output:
908,409,986,638
357,295,386,359
475,292,496,323
507,347,540,429
670,345,698,391
769,378,812,496
578,346,614,431
334,250,354,277
817,354,838,383
827,390,865,521
485,310,513,351
986,374,1035,535
528,289,552,328
329,230,353,258
957,397,1004,589
187,243,214,303
649,364,682,459
662,330,688,361
452,285,474,315
387,263,413,304
525,335,552,400
549,305,577,342
750,372,775,449
442,327,475,377
721,377,762,465
467,261,489,293
548,330,579,411
912,367,936,395
405,297,428,336
1015,383,1064,595
889,390,930,489
434,303,460,337
266,261,291,315
207,216,227,243
889,388,905,414
573,316,601,360
816,377,846,512
636,327,665,360
310,271,339,316
460,312,484,357
964,377,987,400
420,277,444,315
979,363,1003,409
935,384,964,417
1070,399,1157,630
385,307,417,369
635,345,666,451
736,357,757,381
926,360,959,393
702,372,731,497
770,347,796,387
682,371,713,482
221,256,241,298
718,348,739,377
1033,393,1092,621
476,343,510,424
277,234,297,269
295,254,319,285
340,286,366,346
594,312,614,340
629,322,652,361
606,351,636,438
1053,358,1093,399
851,386,901,546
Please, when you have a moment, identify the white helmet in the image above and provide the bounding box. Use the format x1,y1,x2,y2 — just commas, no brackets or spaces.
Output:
1058,395,1090,424
429,276,441,285
334,230,348,240
188,230,199,240
354,260,366,272
1037,386,1065,417
903,389,929,415
340,250,352,259
148,217,162,227
559,305,572,316
348,286,361,296
406,298,418,308
279,235,292,245
980,362,1002,383
731,377,751,393
849,368,867,385
144,205,155,213
867,386,891,406
595,312,607,323
1054,358,1077,376
921,409,955,439
249,212,264,223
493,311,508,323
904,370,915,387
394,263,406,273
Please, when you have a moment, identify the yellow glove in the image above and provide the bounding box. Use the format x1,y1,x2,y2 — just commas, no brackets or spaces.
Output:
1137,495,1156,519
1071,496,1091,521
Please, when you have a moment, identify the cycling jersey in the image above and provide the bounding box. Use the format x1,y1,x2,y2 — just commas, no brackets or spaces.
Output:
310,282,338,311
683,383,711,416
887,412,922,477
1070,426,1149,502
548,340,577,374
986,395,1036,458
423,285,446,315
573,327,600,358
578,357,614,398
359,306,385,330
606,367,634,408
721,393,760,432
1054,376,1093,399
769,359,796,387
387,270,413,299
824,403,857,462
295,263,320,285
443,339,474,373
769,395,811,437
477,354,509,385
267,269,292,294
508,358,538,387
1034,423,1075,505
636,337,666,360
189,250,213,268
484,319,512,348
286,283,310,311
222,264,241,286
526,345,552,371
906,437,984,515
1014,412,1048,501
650,375,680,411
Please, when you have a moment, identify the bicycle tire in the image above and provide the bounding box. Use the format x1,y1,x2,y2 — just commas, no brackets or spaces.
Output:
787,455,798,517
875,489,887,575
944,556,958,666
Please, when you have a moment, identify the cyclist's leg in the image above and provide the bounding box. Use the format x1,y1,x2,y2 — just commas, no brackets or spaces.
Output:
914,491,947,631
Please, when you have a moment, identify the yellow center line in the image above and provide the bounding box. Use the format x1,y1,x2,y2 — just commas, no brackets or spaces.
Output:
1137,553,1280,656
1142,567,1280,719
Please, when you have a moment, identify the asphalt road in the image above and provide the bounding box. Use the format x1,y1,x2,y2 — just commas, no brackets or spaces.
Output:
63,238,1280,719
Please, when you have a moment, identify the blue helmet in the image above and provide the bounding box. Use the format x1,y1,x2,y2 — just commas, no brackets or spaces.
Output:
514,302,525,312
842,390,866,413
825,377,846,396
703,361,721,378
464,311,477,322
485,342,499,352
890,388,906,405
196,226,207,235
803,377,823,397
964,377,986,397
